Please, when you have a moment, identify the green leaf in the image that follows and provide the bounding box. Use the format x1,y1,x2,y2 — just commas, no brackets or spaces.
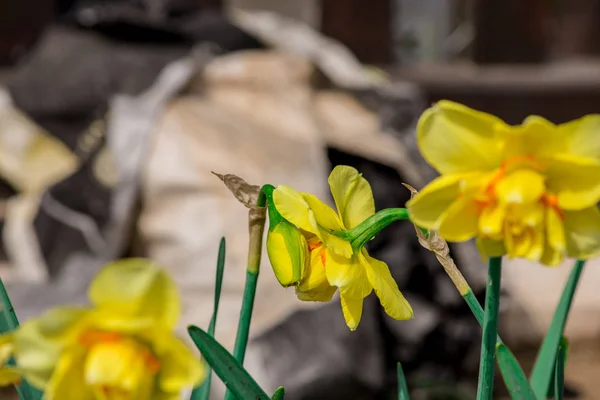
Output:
188,325,270,400
191,237,226,400
0,275,42,400
530,261,584,400
547,337,569,398
553,337,568,400
462,289,536,399
476,257,502,400
496,343,536,400
397,362,410,400
271,386,285,400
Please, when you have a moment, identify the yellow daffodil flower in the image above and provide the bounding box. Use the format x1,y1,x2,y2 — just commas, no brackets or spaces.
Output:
10,259,204,400
272,165,413,330
0,334,20,386
407,100,600,266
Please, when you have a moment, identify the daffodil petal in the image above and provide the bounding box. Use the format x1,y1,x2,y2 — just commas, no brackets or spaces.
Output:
0,334,13,365
325,249,372,299
301,193,345,232
14,307,87,389
540,242,564,267
89,259,181,330
158,336,205,393
476,237,506,260
328,165,375,229
45,347,92,400
417,100,505,174
479,204,505,237
272,185,315,233
495,169,545,204
502,116,565,159
437,196,479,242
0,368,21,386
544,154,600,210
407,172,485,230
546,207,566,254
525,226,545,262
558,114,600,160
297,244,327,292
296,284,337,302
340,295,363,331
154,392,183,400
296,238,337,302
564,206,600,259
361,251,413,321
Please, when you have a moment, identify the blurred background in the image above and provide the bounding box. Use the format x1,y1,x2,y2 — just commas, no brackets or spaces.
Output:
1,1,600,399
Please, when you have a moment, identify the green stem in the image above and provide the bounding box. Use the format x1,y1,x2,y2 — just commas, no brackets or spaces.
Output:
346,208,410,250
530,260,585,400
224,189,267,400
231,271,259,363
476,257,502,400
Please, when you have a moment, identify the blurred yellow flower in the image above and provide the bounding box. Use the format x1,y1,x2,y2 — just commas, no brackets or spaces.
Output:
10,259,204,400
407,100,600,266
272,165,413,330
0,334,20,386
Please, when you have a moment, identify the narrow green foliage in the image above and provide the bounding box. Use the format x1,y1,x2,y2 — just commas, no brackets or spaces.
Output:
530,261,584,400
553,339,567,400
191,237,226,400
271,386,285,400
0,277,42,400
397,362,410,400
188,325,270,400
0,278,19,332
496,343,536,400
476,257,502,400
461,278,536,397
231,271,258,364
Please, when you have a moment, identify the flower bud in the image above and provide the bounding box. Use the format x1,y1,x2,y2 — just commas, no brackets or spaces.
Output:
263,185,308,287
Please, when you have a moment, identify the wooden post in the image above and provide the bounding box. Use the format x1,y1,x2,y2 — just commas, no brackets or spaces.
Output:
197,0,223,10
553,0,600,57
320,0,393,64
472,0,550,64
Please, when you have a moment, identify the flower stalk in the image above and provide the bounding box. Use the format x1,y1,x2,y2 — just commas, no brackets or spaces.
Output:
344,208,410,250
224,188,268,400
476,257,502,400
